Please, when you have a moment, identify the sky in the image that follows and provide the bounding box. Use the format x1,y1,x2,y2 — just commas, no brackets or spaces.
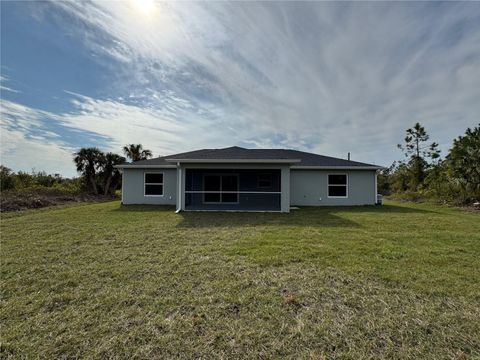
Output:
1,1,479,177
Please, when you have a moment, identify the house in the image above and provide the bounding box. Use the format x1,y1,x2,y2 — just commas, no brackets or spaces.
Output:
115,146,383,212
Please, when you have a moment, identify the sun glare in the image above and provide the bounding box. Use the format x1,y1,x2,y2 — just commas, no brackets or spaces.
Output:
130,0,157,17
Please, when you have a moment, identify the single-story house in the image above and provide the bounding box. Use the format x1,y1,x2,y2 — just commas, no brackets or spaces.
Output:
115,146,383,213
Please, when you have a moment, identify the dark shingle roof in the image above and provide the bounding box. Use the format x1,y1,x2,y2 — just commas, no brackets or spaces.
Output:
121,146,381,168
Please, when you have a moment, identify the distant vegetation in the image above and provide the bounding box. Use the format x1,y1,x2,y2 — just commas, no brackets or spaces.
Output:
0,144,152,211
1,124,479,212
0,167,81,193
378,123,480,205
73,147,125,196
0,167,86,212
123,143,153,162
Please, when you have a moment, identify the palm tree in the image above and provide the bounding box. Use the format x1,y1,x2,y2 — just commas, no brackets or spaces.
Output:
100,153,126,195
73,147,104,194
123,144,153,162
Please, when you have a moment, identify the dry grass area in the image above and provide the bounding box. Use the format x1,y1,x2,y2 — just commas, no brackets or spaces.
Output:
1,201,479,358
0,188,113,212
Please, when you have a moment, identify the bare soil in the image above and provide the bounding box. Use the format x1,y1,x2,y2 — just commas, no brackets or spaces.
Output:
0,188,114,212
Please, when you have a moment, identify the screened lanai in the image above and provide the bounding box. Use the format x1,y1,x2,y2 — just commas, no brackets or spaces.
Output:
184,169,282,211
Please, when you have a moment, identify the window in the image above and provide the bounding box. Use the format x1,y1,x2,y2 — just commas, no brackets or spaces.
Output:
203,174,238,203
144,172,163,196
257,173,272,189
328,174,347,198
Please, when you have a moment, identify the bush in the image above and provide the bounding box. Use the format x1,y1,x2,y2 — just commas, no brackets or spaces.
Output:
0,166,15,191
0,185,110,212
0,166,84,192
0,167,107,212
387,190,426,203
52,178,83,194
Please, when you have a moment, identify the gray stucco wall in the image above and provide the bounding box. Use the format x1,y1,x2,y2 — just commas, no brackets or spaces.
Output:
290,169,376,206
122,168,177,205
121,166,376,208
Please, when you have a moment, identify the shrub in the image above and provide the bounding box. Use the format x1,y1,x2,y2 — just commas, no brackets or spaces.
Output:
0,166,15,191
52,179,83,194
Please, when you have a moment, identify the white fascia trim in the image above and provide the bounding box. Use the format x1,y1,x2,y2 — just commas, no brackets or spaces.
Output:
115,165,177,169
291,166,384,170
183,209,282,213
176,166,182,212
117,164,382,169
165,158,301,164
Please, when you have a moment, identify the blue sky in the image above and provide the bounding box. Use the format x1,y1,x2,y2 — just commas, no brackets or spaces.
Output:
1,1,479,177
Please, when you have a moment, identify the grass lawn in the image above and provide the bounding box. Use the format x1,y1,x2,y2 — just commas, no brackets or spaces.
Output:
1,201,479,359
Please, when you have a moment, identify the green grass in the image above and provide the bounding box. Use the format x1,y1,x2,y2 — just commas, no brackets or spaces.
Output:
1,201,479,359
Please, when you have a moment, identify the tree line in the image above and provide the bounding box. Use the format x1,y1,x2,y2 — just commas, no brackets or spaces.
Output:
378,123,479,205
73,144,153,195
0,167,81,192
2,126,478,205
0,143,154,195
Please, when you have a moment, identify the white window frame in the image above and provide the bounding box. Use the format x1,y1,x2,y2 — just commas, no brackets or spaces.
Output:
202,173,240,204
144,171,164,197
327,173,348,198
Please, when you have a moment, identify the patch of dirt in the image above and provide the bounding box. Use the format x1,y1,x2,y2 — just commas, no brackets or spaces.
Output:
0,188,114,212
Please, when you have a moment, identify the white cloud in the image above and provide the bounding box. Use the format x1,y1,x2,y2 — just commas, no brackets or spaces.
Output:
0,85,20,93
1,94,254,176
1,127,74,176
1,99,59,134
1,100,76,175
48,2,480,163
2,2,480,174
60,92,204,155
0,75,20,93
